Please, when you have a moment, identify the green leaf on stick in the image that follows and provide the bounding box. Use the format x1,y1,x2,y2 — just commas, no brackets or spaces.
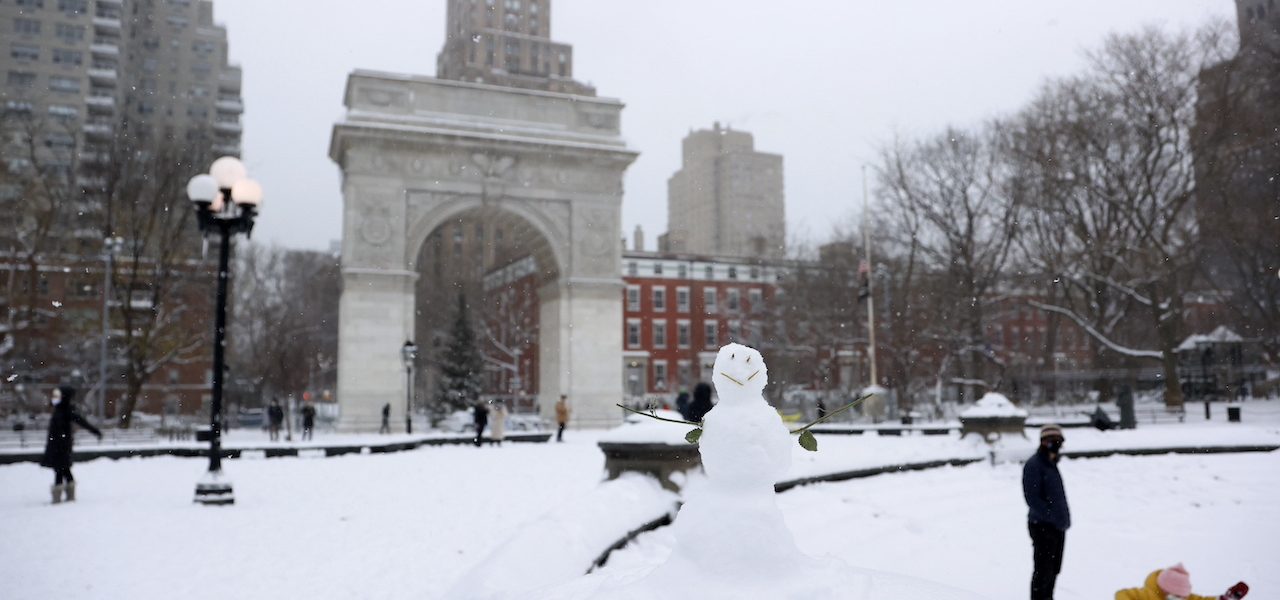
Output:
798,430,818,452
685,428,703,444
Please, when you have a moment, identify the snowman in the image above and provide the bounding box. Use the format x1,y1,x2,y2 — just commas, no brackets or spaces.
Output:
627,343,836,597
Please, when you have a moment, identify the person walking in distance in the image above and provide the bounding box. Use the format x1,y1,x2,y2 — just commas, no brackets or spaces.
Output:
473,400,489,447
41,387,102,504
555,395,570,442
300,402,316,441
490,401,507,446
1024,424,1070,600
379,402,391,434
267,398,284,442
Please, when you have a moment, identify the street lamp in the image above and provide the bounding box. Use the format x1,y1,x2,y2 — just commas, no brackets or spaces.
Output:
186,155,263,506
401,340,417,434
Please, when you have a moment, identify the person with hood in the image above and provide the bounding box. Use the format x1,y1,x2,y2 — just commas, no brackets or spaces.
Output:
687,382,714,423
300,402,316,441
1023,424,1069,600
1114,563,1248,600
490,401,507,446
379,402,391,434
473,400,489,447
675,390,691,422
267,398,284,441
40,387,102,504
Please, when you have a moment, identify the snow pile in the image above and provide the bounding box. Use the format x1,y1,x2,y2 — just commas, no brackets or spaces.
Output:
527,344,984,599
960,392,1028,418
447,473,677,600
1176,326,1244,352
599,409,694,445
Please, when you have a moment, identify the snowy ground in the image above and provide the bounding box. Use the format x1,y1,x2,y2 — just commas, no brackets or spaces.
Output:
1,416,1278,599
603,452,1280,599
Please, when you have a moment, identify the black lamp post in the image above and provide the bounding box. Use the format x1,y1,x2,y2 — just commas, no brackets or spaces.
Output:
186,156,263,506
402,340,417,434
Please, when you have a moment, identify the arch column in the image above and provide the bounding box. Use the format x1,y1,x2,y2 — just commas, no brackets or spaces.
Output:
336,267,417,431
538,277,625,428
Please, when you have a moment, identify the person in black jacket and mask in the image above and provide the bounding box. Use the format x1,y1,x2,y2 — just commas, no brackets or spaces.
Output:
40,387,102,504
1023,424,1070,600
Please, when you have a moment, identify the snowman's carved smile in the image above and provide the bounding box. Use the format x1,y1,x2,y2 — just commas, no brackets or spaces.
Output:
719,369,761,386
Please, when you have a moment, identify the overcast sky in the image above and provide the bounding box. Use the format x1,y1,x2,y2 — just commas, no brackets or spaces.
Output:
213,0,1234,252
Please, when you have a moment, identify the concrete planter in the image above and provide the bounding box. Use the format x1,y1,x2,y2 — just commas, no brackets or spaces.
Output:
597,441,702,492
959,415,1028,443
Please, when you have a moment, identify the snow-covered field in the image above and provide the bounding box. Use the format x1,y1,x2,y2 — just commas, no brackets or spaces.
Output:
1,417,1278,599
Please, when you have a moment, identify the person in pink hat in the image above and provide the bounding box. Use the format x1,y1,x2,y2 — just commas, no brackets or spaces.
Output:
1114,563,1248,600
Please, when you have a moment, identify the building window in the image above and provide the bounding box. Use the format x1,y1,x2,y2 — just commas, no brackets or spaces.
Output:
52,48,82,66
748,288,763,311
653,320,667,349
727,288,740,311
7,71,36,87
14,18,41,34
55,23,84,42
677,264,687,279
11,44,40,61
750,266,760,280
676,287,690,313
16,0,45,8
626,319,641,348
653,361,668,392
704,265,714,279
677,320,691,348
627,261,637,276
728,266,738,280
728,320,741,342
704,322,718,349
703,288,717,313
47,104,77,120
652,287,666,311
48,75,78,92
58,0,87,14
678,360,692,390
653,262,663,276
626,285,640,311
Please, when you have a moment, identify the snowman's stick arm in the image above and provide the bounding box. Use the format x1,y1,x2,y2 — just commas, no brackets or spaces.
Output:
615,404,703,427
789,394,872,435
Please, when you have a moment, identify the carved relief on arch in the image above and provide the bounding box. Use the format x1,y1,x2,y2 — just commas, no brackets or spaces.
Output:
348,189,405,269
572,203,620,277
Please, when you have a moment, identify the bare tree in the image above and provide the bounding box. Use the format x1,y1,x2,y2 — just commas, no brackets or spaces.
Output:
877,125,1022,402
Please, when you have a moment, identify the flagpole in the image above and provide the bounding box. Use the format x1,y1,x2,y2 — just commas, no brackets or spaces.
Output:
862,165,878,387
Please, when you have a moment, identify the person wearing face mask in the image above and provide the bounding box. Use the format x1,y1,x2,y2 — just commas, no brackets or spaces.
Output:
1114,563,1248,600
1023,424,1069,599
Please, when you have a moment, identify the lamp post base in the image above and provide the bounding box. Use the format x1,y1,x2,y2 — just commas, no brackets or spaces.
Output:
194,469,235,506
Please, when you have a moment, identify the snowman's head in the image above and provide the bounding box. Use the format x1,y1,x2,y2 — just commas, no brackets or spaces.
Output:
712,343,767,399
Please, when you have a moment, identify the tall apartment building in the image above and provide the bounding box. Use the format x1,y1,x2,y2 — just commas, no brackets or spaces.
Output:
1,0,242,176
1194,0,1280,283
436,0,594,96
663,123,785,259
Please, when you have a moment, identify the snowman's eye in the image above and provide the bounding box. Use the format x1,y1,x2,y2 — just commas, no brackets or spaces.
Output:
731,353,735,359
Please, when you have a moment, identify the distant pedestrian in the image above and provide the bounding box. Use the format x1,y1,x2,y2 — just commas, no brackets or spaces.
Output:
473,401,489,447
1114,563,1248,600
301,402,316,441
688,382,714,423
1024,424,1069,600
267,398,284,441
40,387,101,504
555,395,570,442
675,390,691,421
491,402,507,446
379,402,391,434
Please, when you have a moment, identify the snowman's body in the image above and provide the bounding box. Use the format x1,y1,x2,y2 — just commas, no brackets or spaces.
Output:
697,345,792,491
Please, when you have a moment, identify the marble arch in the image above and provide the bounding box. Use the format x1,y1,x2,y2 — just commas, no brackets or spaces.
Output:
328,71,637,430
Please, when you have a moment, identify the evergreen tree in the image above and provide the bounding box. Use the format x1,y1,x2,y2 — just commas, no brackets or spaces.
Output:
436,293,484,414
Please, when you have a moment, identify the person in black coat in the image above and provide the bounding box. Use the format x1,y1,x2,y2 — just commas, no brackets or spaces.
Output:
300,403,317,441
1023,424,1070,600
675,391,691,422
40,387,101,504
688,382,714,423
267,398,284,441
473,401,489,447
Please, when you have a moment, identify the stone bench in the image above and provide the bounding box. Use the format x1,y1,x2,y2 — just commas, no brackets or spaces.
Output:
959,415,1028,443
